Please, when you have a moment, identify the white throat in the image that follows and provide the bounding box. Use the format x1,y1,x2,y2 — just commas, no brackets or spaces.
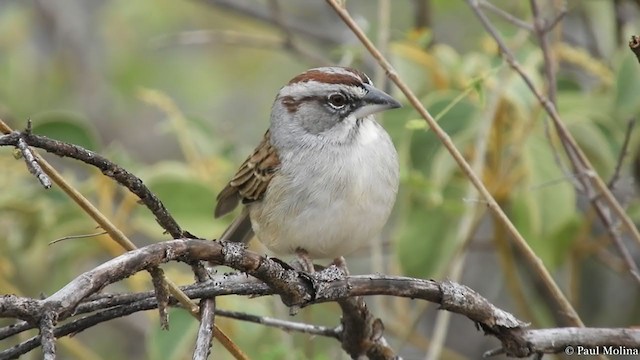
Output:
357,117,381,145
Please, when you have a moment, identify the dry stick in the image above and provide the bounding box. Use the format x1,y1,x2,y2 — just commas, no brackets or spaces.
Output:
530,0,558,106
324,0,584,326
0,275,271,343
193,298,216,360
608,118,636,189
3,294,340,348
0,120,247,360
4,238,640,358
5,240,640,358
15,129,52,188
467,0,640,249
40,311,57,360
217,310,341,338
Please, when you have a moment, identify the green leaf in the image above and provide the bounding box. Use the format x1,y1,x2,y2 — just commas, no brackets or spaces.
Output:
31,110,101,151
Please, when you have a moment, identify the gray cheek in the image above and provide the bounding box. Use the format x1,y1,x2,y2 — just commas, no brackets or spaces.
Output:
297,104,339,135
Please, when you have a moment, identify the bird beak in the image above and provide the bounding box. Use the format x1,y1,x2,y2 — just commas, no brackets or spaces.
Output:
353,84,401,119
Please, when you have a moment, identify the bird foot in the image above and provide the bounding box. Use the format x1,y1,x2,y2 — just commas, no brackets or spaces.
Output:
331,256,350,276
293,248,315,273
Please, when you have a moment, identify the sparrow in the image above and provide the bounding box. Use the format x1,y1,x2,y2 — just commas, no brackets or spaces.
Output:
215,67,400,263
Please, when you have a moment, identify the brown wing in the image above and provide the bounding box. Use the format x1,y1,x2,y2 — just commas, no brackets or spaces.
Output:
214,130,280,218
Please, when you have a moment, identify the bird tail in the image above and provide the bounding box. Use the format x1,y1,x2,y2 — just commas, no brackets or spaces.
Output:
219,208,254,244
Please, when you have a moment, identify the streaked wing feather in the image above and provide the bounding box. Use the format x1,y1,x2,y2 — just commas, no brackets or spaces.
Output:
214,130,280,217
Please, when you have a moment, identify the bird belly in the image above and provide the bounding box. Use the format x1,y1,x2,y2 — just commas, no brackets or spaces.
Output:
248,126,398,259
250,181,391,259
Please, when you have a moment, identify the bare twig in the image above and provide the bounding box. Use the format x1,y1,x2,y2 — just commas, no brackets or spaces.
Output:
0,276,271,343
14,134,52,189
149,267,170,329
0,239,518,357
2,239,638,358
193,298,216,360
609,119,637,190
338,297,395,359
530,0,560,105
40,310,57,360
324,0,584,327
217,310,340,338
49,231,107,245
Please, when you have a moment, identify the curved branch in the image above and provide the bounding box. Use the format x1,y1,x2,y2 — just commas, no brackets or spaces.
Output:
5,239,636,358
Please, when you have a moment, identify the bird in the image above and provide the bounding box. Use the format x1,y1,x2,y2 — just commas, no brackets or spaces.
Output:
214,67,400,267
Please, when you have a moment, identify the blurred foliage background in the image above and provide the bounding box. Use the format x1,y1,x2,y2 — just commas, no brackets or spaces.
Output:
2,0,640,359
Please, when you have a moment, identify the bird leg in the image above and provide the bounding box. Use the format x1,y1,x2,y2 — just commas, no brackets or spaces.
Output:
293,248,316,273
331,256,350,275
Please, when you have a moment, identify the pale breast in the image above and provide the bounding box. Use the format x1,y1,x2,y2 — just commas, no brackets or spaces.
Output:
248,119,399,259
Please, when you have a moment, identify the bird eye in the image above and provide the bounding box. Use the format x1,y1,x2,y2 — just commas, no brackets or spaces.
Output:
327,93,347,109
